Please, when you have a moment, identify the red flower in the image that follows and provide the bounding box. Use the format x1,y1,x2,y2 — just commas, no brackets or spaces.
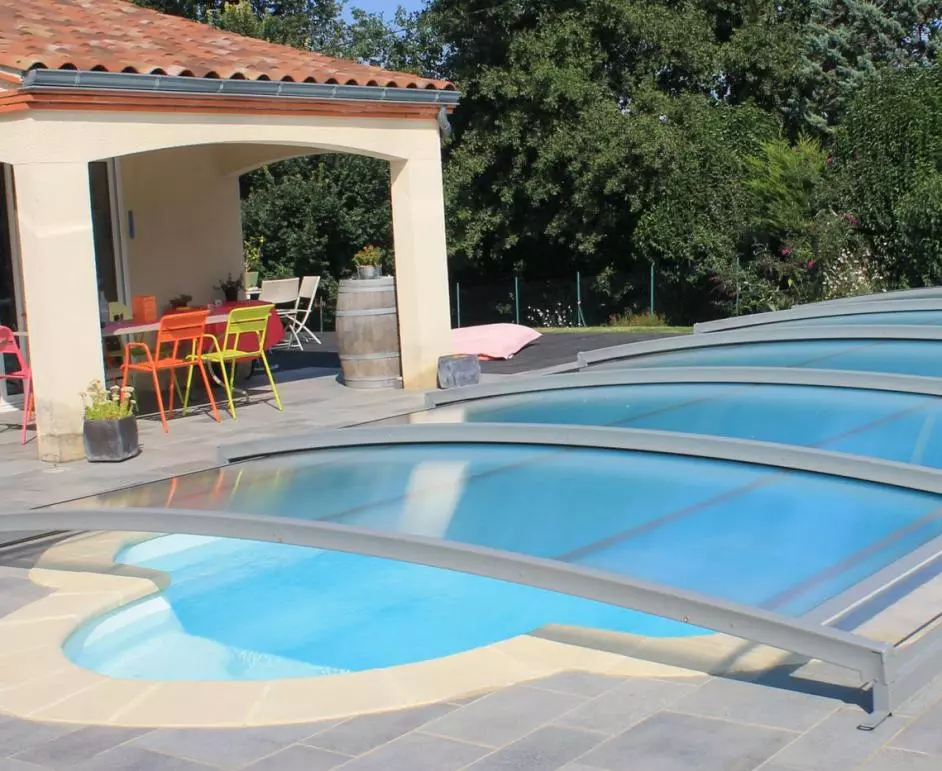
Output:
807,260,816,270
780,247,793,257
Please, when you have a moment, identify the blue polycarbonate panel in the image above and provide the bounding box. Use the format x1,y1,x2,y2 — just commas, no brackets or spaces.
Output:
79,443,942,618
592,339,942,377
771,310,942,327
455,383,942,468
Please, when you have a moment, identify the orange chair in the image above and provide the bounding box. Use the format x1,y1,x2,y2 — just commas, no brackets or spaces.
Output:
120,309,220,432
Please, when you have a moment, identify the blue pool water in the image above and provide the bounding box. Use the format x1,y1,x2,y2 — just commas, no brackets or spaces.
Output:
457,383,942,467
594,339,942,377
67,443,942,680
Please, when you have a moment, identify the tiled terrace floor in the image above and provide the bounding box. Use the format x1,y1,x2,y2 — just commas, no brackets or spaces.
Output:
1,561,941,771
1,339,942,769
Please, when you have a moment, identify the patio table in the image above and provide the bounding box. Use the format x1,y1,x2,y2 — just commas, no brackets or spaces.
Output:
102,300,284,351
102,300,285,401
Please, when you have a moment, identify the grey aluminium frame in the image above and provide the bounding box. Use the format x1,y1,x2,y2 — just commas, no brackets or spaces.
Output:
577,324,942,369
424,366,942,408
799,287,942,308
27,421,942,728
694,298,942,334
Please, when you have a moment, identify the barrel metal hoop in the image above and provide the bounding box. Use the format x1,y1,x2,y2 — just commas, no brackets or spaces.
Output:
335,307,398,317
339,351,401,362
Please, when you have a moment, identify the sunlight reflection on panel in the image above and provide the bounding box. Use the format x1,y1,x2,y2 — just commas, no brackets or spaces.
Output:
397,460,469,538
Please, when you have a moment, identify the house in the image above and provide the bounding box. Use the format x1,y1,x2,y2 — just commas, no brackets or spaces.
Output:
0,0,458,462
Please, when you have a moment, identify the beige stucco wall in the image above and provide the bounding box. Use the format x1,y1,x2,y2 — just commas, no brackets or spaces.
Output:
120,146,243,309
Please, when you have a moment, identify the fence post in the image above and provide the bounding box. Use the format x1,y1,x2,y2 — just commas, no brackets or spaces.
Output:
514,276,521,325
576,271,587,327
649,262,655,315
455,281,461,328
734,256,741,316
319,299,324,333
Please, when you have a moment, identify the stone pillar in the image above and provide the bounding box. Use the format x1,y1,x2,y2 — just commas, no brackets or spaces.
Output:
13,161,105,462
389,139,452,390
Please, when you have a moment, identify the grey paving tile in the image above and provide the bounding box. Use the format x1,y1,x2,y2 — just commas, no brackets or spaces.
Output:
13,727,150,769
857,749,942,771
528,673,625,698
337,732,487,771
554,677,697,735
241,744,350,771
422,685,587,747
0,759,47,771
305,703,455,755
74,746,217,771
578,712,795,771
673,677,840,731
771,707,910,771
465,726,604,770
889,697,942,756
131,724,320,769
895,672,942,717
0,720,76,758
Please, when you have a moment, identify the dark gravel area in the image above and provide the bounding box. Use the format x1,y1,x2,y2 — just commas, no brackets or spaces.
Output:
268,330,684,375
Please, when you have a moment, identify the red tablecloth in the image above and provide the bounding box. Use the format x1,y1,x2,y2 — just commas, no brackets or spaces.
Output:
104,301,284,354
203,300,284,354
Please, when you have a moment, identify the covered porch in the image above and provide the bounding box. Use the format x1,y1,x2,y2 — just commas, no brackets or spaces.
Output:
0,2,458,463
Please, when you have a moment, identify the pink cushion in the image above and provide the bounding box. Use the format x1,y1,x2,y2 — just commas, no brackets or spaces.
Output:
452,323,541,360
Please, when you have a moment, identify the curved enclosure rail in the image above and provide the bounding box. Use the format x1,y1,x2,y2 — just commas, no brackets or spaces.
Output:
799,287,942,308
427,367,942,407
578,325,942,378
419,370,942,469
694,299,942,335
30,424,942,726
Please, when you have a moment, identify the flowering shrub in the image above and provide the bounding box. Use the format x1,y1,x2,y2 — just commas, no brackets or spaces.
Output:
82,381,136,421
820,249,884,300
526,302,572,327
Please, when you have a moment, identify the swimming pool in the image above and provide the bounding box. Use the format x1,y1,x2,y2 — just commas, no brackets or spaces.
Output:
590,338,942,377
66,441,942,680
445,381,942,467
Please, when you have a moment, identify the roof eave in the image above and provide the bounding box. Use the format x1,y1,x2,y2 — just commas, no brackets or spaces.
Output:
20,69,460,107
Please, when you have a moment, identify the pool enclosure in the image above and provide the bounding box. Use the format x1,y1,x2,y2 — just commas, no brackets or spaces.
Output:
5,290,942,728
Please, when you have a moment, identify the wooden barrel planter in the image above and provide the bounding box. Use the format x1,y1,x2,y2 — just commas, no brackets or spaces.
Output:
335,276,402,389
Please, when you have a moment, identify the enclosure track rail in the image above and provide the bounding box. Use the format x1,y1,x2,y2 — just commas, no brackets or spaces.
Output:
695,298,942,334
576,324,942,369
424,367,942,408
798,287,942,308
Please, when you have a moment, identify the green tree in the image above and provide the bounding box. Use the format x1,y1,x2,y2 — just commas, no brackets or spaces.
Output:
839,64,942,286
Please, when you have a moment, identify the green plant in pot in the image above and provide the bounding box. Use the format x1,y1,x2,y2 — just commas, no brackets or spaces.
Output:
215,273,244,302
168,293,192,312
353,245,383,279
82,380,140,463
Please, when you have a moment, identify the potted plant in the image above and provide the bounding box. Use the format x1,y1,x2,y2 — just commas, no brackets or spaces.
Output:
82,380,140,463
168,293,192,312
215,273,243,302
353,245,383,279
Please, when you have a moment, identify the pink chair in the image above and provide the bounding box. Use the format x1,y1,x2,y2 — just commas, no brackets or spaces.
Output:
0,326,33,444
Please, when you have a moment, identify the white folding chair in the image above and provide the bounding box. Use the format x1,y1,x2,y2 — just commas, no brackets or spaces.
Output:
279,276,322,348
258,278,300,348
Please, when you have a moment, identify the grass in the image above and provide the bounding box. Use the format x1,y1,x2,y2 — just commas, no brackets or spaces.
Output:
537,325,692,334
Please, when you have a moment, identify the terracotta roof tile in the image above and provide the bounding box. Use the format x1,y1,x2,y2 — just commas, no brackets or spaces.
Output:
0,0,453,90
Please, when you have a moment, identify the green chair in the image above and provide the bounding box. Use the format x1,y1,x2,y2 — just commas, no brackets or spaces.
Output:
189,303,283,419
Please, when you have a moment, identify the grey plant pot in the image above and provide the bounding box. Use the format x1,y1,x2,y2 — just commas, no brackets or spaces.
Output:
356,265,381,279
83,415,141,463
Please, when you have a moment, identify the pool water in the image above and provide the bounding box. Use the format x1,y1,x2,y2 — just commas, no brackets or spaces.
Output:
66,443,942,680
457,383,942,467
593,339,942,377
